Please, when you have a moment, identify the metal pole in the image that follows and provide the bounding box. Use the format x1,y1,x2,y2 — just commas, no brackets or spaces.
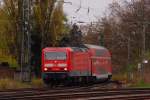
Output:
141,0,146,81
142,0,146,59
142,23,146,59
21,0,31,82
127,37,130,65
20,0,25,81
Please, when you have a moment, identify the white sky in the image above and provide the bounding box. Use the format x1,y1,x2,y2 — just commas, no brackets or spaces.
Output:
63,0,115,23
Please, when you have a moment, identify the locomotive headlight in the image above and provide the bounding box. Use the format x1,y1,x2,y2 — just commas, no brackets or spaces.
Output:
64,68,67,71
58,63,67,67
44,68,48,71
45,64,53,67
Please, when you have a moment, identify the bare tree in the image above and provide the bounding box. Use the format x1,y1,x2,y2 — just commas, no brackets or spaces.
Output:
87,0,150,72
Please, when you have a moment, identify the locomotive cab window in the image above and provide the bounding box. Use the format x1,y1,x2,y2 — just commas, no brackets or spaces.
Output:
45,52,67,60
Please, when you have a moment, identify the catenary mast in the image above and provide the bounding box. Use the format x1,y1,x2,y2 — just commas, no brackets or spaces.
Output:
20,0,31,82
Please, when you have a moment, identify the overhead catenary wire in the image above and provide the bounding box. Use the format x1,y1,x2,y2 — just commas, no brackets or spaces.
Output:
62,0,100,13
75,0,81,13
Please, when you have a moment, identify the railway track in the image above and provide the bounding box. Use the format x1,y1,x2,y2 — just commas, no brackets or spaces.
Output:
0,88,150,100
0,86,150,100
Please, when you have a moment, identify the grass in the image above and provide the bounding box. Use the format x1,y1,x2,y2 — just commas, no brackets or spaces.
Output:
0,79,31,90
0,75,149,90
112,73,128,82
131,80,150,88
31,78,44,88
0,78,44,90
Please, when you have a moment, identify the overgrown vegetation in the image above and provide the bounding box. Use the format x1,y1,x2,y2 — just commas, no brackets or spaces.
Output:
84,0,150,74
0,79,31,89
0,78,44,89
106,0,150,73
131,80,150,88
31,78,44,88
0,0,68,76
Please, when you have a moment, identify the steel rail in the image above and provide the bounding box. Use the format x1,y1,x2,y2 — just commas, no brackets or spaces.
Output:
1,88,150,100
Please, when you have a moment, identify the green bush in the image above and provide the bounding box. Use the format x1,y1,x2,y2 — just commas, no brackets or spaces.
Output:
0,54,18,68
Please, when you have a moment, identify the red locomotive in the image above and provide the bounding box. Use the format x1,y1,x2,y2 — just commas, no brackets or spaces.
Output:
41,44,112,85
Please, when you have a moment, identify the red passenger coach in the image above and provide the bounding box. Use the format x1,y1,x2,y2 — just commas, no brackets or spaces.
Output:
41,44,112,85
85,44,112,80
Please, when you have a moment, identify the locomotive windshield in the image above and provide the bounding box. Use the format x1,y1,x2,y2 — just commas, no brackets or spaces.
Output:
45,52,67,60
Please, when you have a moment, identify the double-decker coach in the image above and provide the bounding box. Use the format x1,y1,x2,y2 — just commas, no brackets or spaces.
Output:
85,44,112,81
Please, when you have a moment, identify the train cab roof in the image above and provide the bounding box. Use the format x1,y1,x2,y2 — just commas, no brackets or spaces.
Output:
84,44,111,57
42,47,88,53
84,44,108,51
42,44,109,54
42,47,72,52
